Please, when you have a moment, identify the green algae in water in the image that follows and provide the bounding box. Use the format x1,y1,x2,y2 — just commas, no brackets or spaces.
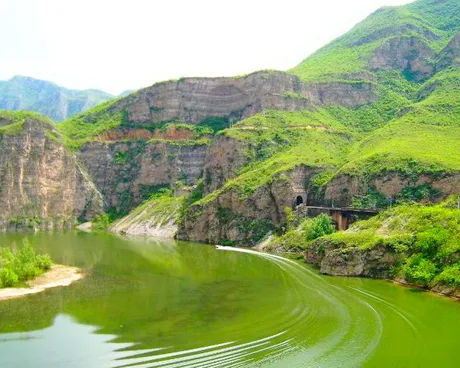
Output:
0,232,459,367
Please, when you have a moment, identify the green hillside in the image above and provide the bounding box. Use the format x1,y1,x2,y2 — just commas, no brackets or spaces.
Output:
196,110,353,203
290,0,460,83
0,76,113,121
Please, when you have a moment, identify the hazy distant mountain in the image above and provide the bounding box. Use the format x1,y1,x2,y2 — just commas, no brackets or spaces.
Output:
0,76,113,121
118,90,135,97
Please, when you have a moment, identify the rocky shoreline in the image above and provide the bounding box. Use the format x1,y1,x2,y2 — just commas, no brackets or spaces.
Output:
304,242,460,301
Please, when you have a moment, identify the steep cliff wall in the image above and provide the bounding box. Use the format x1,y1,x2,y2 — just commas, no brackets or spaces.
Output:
78,140,208,215
0,113,103,231
96,71,376,128
177,166,319,245
321,172,460,208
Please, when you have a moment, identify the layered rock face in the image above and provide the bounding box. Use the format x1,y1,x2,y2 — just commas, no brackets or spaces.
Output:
177,166,319,245
79,141,207,214
321,172,460,208
106,71,376,127
201,136,248,194
73,71,376,217
0,117,103,231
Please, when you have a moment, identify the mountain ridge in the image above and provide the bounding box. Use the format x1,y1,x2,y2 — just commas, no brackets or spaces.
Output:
0,75,113,121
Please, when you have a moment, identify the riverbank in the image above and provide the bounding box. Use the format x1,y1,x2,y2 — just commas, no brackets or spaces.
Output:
0,264,84,301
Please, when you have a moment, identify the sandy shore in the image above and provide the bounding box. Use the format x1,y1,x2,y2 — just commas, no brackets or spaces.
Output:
0,264,84,301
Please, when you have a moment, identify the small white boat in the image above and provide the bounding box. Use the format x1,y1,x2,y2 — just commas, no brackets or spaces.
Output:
215,244,225,250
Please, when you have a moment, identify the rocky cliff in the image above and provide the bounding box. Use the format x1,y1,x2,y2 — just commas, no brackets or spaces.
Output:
177,166,320,245
78,140,208,216
0,112,102,231
95,70,376,128
305,241,402,278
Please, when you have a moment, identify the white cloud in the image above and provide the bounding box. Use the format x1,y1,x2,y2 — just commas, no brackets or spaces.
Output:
0,0,413,94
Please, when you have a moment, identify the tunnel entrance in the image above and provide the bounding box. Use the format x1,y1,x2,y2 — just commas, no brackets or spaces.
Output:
295,196,304,206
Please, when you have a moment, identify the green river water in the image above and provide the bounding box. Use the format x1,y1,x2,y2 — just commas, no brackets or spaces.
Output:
0,232,458,367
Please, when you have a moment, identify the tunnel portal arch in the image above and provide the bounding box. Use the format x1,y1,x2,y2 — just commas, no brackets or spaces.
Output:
295,195,304,206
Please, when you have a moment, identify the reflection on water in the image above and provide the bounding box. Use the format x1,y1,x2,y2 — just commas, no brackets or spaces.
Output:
0,232,459,367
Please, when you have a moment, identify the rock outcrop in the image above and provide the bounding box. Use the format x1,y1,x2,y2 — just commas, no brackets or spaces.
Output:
201,136,248,194
305,241,401,278
437,32,460,70
78,140,207,215
0,115,103,231
321,172,460,207
369,37,435,81
178,166,319,245
110,196,183,238
101,71,377,128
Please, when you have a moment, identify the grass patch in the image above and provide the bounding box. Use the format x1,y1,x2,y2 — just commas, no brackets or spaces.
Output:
58,98,124,149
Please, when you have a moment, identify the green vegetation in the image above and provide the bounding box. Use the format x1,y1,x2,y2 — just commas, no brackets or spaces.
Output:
289,0,459,83
339,120,460,179
91,214,111,232
0,110,53,135
317,202,460,288
266,214,336,252
197,116,230,133
111,188,185,234
192,110,352,205
58,98,124,149
284,0,460,188
0,239,52,287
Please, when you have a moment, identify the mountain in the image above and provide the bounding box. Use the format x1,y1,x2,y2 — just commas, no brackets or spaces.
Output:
0,76,113,121
0,0,459,246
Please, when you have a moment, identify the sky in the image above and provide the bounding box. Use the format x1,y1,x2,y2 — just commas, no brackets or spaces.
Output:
0,0,413,95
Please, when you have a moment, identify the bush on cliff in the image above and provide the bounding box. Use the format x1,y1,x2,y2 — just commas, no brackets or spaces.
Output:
0,239,53,288
267,214,336,252
313,201,460,288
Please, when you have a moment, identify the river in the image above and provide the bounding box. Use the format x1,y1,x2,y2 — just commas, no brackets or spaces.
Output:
0,232,458,367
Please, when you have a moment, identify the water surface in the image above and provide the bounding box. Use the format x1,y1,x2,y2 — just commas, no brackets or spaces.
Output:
0,233,458,367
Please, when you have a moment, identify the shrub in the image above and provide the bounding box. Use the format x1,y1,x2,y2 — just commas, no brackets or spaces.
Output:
15,240,36,264
303,214,336,240
36,254,53,270
92,214,111,232
0,239,53,287
414,227,449,256
0,268,19,287
16,262,41,281
401,254,437,287
434,264,460,288
269,214,336,252
283,206,296,230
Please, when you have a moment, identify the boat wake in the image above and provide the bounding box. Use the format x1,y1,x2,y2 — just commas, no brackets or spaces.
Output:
110,247,388,367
